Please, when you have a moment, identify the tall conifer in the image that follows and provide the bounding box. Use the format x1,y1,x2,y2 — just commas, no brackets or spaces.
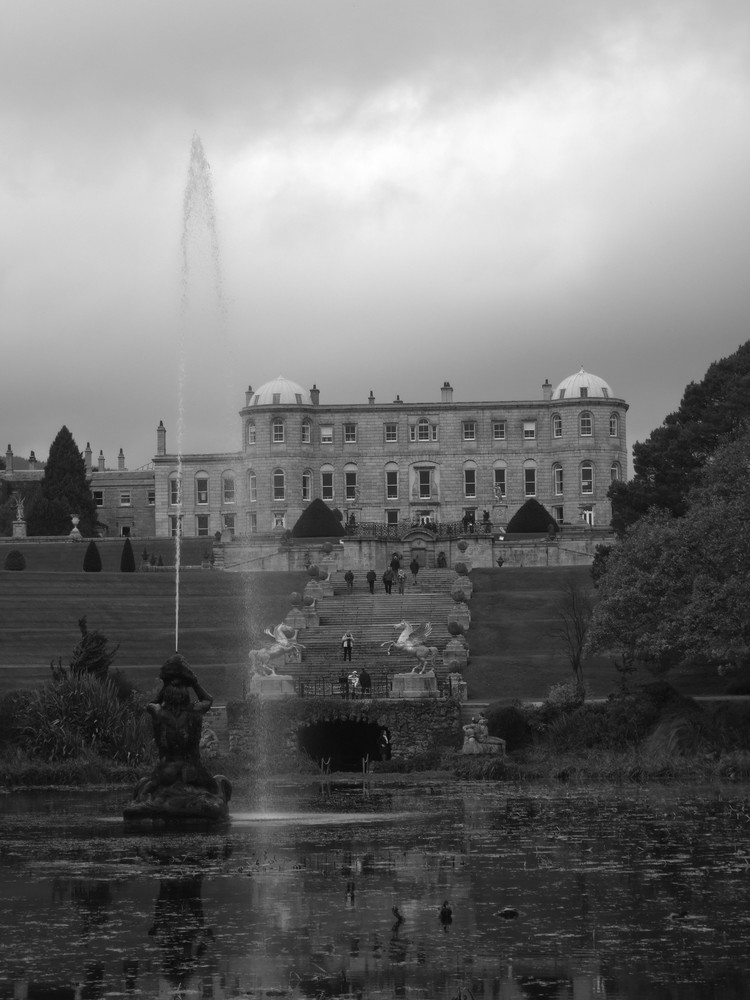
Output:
28,426,99,536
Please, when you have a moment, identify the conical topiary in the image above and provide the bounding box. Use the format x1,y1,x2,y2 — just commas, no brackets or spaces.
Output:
505,499,558,534
120,536,136,573
83,540,102,572
291,498,345,537
4,549,26,571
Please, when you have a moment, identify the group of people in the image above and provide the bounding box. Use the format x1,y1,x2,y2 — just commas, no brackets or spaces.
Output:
340,663,372,699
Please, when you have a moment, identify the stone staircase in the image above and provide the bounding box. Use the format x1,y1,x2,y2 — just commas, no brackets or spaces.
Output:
278,568,460,692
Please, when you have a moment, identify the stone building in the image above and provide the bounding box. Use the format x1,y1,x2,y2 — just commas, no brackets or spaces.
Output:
152,369,628,539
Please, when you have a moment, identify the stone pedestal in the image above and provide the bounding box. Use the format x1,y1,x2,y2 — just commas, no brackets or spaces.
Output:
285,608,307,631
12,520,26,538
303,608,320,628
443,640,469,672
247,674,296,699
391,670,438,699
448,603,471,630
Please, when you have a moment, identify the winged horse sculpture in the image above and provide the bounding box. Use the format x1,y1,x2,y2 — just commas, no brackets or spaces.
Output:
381,620,439,673
248,623,305,676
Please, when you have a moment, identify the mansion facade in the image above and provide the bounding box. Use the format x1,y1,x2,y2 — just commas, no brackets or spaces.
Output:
153,369,628,538
3,369,628,540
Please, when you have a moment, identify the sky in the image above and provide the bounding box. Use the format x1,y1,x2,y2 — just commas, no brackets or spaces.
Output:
2,0,750,474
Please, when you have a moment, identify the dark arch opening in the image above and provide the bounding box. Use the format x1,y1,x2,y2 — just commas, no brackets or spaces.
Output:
298,719,390,772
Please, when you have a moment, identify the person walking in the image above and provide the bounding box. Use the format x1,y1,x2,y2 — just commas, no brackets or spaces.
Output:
409,557,420,584
358,666,372,697
344,570,354,593
366,568,376,594
397,568,406,594
341,630,354,662
390,553,401,575
382,567,394,594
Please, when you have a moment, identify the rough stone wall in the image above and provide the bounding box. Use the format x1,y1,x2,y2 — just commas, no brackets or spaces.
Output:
226,696,463,770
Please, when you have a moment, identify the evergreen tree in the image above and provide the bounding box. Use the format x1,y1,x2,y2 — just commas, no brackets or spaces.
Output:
27,426,98,537
609,340,750,531
120,536,136,572
83,540,102,572
506,499,558,534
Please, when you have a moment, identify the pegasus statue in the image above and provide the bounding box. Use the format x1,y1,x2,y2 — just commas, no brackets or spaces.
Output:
381,620,439,673
248,623,305,676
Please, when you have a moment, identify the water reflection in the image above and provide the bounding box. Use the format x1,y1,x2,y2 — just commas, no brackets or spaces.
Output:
1,782,749,998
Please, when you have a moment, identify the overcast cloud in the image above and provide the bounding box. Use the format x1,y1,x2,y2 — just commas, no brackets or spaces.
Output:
2,0,749,472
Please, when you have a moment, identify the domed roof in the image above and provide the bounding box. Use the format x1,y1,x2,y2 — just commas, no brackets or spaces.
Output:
552,368,613,400
248,376,312,406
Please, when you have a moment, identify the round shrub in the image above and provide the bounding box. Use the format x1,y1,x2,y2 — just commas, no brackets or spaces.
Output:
307,564,320,579
4,549,26,571
290,592,302,607
454,562,468,576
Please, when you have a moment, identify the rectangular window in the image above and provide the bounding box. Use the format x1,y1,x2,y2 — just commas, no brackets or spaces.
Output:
223,513,236,533
248,512,257,534
581,466,594,494
523,422,536,440
552,505,564,524
344,423,357,443
385,423,398,442
301,422,311,444
580,387,588,398
170,479,181,505
386,509,399,526
196,478,208,505
580,413,593,436
419,469,431,499
119,491,131,507
463,421,476,441
524,468,536,496
248,475,257,503
322,471,334,500
169,515,181,537
223,479,235,503
386,470,398,499
553,414,562,438
302,471,311,501
320,425,333,444
345,471,357,500
147,489,155,506
273,471,285,501
272,420,284,443
93,490,104,507
196,514,209,536
247,424,256,445
494,468,506,497
464,468,476,498
493,421,506,440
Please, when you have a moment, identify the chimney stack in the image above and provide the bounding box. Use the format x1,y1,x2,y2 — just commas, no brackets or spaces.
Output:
542,379,553,401
157,421,166,456
368,390,375,405
84,442,92,471
245,385,254,406
309,384,320,406
441,381,454,403
5,445,13,473
98,450,105,472
118,448,125,470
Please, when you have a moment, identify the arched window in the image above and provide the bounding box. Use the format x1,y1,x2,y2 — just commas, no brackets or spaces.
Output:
273,469,285,501
272,418,285,443
302,470,312,502
610,462,622,482
385,462,399,500
493,461,507,499
246,421,256,445
609,413,619,437
579,411,593,436
580,462,594,494
169,473,181,506
463,461,477,499
247,470,257,503
344,463,358,501
301,420,312,444
523,460,537,497
222,473,235,504
552,413,562,438
553,463,564,496
418,417,430,441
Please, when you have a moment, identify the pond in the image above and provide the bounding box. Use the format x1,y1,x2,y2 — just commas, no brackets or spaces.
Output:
1,780,749,999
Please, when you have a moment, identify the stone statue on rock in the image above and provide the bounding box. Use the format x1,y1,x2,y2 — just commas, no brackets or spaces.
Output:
124,654,231,823
462,713,506,756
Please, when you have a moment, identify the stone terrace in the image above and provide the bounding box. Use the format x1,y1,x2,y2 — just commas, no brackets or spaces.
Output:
275,568,461,695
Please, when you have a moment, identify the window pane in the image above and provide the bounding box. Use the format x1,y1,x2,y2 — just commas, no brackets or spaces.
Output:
464,469,476,497
386,470,398,499
196,478,208,504
581,465,593,493
493,421,505,440
322,471,334,500
524,468,536,496
302,423,311,443
273,471,285,500
223,477,235,503
385,423,397,442
494,468,506,496
345,471,357,499
580,413,592,436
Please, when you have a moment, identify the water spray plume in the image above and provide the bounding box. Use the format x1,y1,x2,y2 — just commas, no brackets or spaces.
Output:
175,132,227,648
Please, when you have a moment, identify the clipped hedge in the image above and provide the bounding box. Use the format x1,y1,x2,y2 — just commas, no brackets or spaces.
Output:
3,549,26,571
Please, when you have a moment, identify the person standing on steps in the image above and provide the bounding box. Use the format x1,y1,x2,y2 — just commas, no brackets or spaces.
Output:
410,557,420,585
341,630,354,662
397,568,406,594
366,568,376,594
382,567,394,594
344,569,354,593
